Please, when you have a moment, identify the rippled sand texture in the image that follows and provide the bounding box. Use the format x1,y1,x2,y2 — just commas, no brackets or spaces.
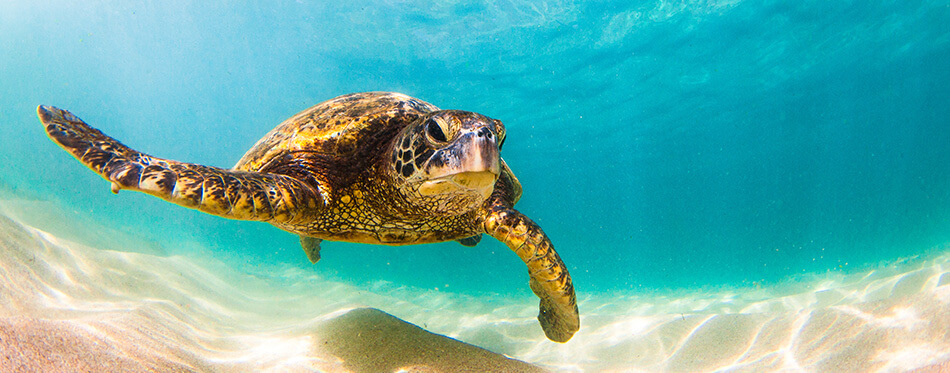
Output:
1,203,949,372
0,211,540,372
526,258,950,372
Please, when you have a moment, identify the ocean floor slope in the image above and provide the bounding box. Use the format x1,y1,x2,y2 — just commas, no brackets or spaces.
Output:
0,206,949,371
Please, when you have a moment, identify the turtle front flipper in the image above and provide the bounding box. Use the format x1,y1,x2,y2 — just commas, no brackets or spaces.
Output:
483,206,579,343
38,105,324,223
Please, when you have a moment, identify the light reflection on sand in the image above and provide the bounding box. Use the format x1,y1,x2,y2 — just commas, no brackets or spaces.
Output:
0,204,948,372
534,254,950,372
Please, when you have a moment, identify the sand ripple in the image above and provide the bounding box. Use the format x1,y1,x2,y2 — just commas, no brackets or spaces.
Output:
0,204,948,372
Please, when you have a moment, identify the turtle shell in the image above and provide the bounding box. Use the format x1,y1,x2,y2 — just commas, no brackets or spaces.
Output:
232,91,522,205
233,92,438,172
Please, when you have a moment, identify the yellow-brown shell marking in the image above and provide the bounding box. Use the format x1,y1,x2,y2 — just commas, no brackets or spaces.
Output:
234,92,438,172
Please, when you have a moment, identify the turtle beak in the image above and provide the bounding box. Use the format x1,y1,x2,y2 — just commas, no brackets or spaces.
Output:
456,127,501,176
419,126,500,198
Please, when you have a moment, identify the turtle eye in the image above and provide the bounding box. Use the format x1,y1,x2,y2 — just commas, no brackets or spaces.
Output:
425,119,447,142
492,119,506,150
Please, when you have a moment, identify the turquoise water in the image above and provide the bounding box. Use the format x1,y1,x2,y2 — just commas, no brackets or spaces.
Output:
2,0,948,302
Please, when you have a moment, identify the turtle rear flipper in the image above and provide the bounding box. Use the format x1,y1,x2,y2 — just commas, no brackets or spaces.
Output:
483,206,580,343
300,236,323,263
456,234,481,247
38,105,324,223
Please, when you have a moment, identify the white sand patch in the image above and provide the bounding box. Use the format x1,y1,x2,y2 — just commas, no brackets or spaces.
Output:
0,202,949,371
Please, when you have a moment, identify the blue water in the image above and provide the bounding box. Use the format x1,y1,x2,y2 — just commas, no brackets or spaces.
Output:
1,0,948,299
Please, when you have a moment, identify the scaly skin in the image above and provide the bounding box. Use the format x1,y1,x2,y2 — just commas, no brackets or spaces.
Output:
38,105,323,223
482,176,579,342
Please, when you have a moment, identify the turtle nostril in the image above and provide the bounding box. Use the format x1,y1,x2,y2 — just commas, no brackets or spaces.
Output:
477,127,493,138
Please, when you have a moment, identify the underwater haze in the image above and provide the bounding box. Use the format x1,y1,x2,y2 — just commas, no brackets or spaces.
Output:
2,0,950,371
3,0,949,294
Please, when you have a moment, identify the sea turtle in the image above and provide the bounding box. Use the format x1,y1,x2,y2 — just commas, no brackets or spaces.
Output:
37,92,579,342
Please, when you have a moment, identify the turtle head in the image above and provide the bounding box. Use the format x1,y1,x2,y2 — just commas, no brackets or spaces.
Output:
390,110,506,213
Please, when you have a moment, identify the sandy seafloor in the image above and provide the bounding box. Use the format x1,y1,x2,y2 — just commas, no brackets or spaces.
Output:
1,198,949,373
